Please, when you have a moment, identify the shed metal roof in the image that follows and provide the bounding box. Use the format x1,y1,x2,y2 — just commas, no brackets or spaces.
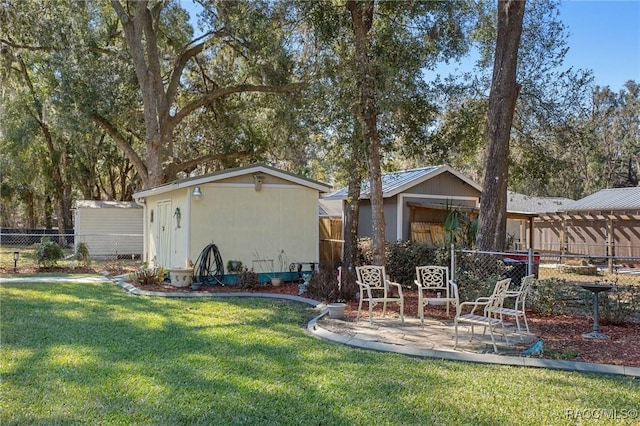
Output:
506,191,573,214
561,187,640,212
74,200,141,209
323,165,481,200
318,199,343,218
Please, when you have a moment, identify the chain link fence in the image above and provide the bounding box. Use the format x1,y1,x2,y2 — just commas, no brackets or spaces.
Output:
452,247,640,323
1,231,142,270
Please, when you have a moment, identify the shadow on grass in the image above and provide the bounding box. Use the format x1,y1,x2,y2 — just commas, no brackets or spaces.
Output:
1,280,638,425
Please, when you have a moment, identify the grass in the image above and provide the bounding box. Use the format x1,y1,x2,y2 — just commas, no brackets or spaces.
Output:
2,279,639,425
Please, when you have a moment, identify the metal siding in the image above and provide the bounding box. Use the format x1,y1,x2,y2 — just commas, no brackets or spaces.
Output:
189,184,319,271
384,197,397,241
74,205,143,257
357,201,374,238
409,173,480,198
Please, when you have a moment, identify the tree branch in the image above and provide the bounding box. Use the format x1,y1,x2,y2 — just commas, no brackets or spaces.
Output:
171,150,253,175
171,82,304,126
165,39,207,106
92,113,149,185
166,29,228,105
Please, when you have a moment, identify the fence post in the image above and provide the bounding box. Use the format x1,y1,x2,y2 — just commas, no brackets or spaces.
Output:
450,243,456,282
527,247,533,276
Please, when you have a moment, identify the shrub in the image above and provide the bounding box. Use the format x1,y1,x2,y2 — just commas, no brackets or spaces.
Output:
238,268,260,290
339,269,359,302
306,268,341,302
129,264,167,285
593,284,640,325
386,241,450,288
76,242,91,267
304,267,360,303
35,239,65,267
455,271,501,302
530,278,573,316
357,238,450,289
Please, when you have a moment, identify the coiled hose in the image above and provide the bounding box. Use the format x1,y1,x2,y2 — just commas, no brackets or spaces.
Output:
193,243,225,286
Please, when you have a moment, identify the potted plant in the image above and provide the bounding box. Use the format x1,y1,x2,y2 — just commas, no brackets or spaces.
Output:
226,260,243,274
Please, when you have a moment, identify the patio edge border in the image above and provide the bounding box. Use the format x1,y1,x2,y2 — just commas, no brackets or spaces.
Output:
109,276,640,378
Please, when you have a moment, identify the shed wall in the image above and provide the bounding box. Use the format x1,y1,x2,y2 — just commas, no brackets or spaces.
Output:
74,206,143,257
189,183,319,272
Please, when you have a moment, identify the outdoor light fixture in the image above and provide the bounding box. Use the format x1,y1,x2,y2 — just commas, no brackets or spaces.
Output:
13,251,19,272
192,187,202,199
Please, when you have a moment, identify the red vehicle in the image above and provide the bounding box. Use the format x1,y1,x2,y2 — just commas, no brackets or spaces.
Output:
504,250,540,284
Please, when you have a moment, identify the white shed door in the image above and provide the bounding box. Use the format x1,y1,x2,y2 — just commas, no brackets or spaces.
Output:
156,200,172,267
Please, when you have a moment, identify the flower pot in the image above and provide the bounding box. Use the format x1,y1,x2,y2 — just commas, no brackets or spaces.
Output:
327,303,346,319
191,281,202,291
271,277,282,287
169,268,193,288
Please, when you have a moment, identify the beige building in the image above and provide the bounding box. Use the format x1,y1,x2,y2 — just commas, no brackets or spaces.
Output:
133,164,331,279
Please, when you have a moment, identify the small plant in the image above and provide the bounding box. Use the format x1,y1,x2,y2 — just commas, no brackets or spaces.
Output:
238,268,260,289
129,264,168,285
35,238,64,267
76,242,91,267
544,348,580,360
227,260,243,273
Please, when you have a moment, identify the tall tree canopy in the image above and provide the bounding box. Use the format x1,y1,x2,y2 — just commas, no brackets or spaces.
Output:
1,0,637,242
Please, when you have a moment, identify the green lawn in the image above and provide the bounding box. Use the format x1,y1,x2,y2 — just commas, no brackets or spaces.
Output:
1,278,639,425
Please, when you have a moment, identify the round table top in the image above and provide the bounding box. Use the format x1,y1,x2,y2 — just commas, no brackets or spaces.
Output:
578,283,614,293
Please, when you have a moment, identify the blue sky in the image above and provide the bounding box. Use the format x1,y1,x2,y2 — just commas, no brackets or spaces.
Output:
560,0,639,90
184,1,639,90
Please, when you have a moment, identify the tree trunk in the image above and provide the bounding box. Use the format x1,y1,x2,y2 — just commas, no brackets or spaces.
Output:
347,0,386,266
476,0,526,251
342,125,365,274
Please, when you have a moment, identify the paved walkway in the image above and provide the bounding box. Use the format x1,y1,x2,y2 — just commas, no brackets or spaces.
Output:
4,275,639,377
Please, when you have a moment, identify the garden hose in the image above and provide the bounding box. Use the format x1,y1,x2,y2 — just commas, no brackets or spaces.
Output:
193,243,225,286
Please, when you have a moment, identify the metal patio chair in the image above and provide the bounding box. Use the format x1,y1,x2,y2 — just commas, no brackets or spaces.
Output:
415,265,456,320
453,278,511,353
356,265,404,324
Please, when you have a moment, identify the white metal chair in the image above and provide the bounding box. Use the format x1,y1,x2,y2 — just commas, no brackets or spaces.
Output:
493,274,535,339
452,278,511,353
415,265,456,320
356,265,404,324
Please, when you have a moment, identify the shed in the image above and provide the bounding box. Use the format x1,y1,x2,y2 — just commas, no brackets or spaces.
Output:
73,200,143,259
323,165,483,242
132,163,332,280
